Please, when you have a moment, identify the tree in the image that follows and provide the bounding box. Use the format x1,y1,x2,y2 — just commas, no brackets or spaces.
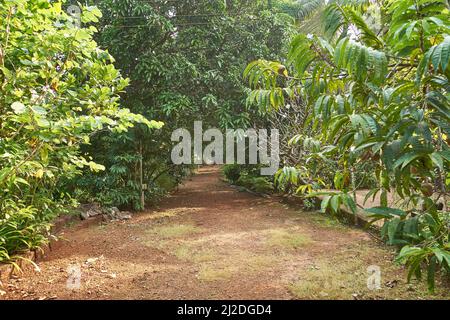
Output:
0,0,160,264
244,0,450,291
74,0,296,210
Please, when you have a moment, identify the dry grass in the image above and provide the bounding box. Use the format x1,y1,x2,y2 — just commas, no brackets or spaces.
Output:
143,223,282,281
245,255,278,271
198,266,237,281
266,229,313,249
288,244,449,300
289,260,368,299
174,245,218,263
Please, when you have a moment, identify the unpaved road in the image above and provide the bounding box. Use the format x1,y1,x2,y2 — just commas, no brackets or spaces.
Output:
1,167,448,300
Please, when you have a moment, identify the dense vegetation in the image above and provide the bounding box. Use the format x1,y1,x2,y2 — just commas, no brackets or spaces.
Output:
244,0,449,291
0,0,294,266
0,0,161,267
0,0,448,293
71,0,295,210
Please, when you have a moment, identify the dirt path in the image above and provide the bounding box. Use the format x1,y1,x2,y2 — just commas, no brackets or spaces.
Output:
2,167,448,300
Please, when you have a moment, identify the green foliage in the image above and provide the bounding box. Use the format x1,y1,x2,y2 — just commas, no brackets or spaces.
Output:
222,164,243,184
271,0,315,19
72,0,295,209
245,0,450,291
223,164,274,194
367,205,450,291
0,0,158,264
0,204,48,265
238,175,275,194
334,38,388,82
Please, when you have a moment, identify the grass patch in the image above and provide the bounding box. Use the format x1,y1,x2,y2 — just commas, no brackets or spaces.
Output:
148,224,204,238
246,255,278,271
310,213,347,230
198,266,237,281
267,229,312,249
174,245,217,263
288,261,366,299
287,245,449,300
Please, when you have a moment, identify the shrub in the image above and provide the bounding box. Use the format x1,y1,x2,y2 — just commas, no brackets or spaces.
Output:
222,164,243,184
0,0,159,264
244,0,450,290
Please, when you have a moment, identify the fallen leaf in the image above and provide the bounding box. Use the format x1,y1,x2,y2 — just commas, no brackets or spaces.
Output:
86,258,99,264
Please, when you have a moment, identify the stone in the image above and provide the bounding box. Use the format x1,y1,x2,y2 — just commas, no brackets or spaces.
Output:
105,207,121,219
80,211,89,220
87,208,102,217
86,258,99,265
119,211,132,221
79,203,103,219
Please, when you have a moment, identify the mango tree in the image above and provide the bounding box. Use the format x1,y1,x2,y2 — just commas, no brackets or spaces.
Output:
244,0,450,290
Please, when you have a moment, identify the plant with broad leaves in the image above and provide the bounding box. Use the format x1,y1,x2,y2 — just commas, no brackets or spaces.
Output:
244,0,450,291
0,0,162,265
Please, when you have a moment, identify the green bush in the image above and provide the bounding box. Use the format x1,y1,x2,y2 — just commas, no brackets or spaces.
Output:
0,0,159,264
238,175,273,193
223,165,275,194
245,0,450,291
222,164,243,184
